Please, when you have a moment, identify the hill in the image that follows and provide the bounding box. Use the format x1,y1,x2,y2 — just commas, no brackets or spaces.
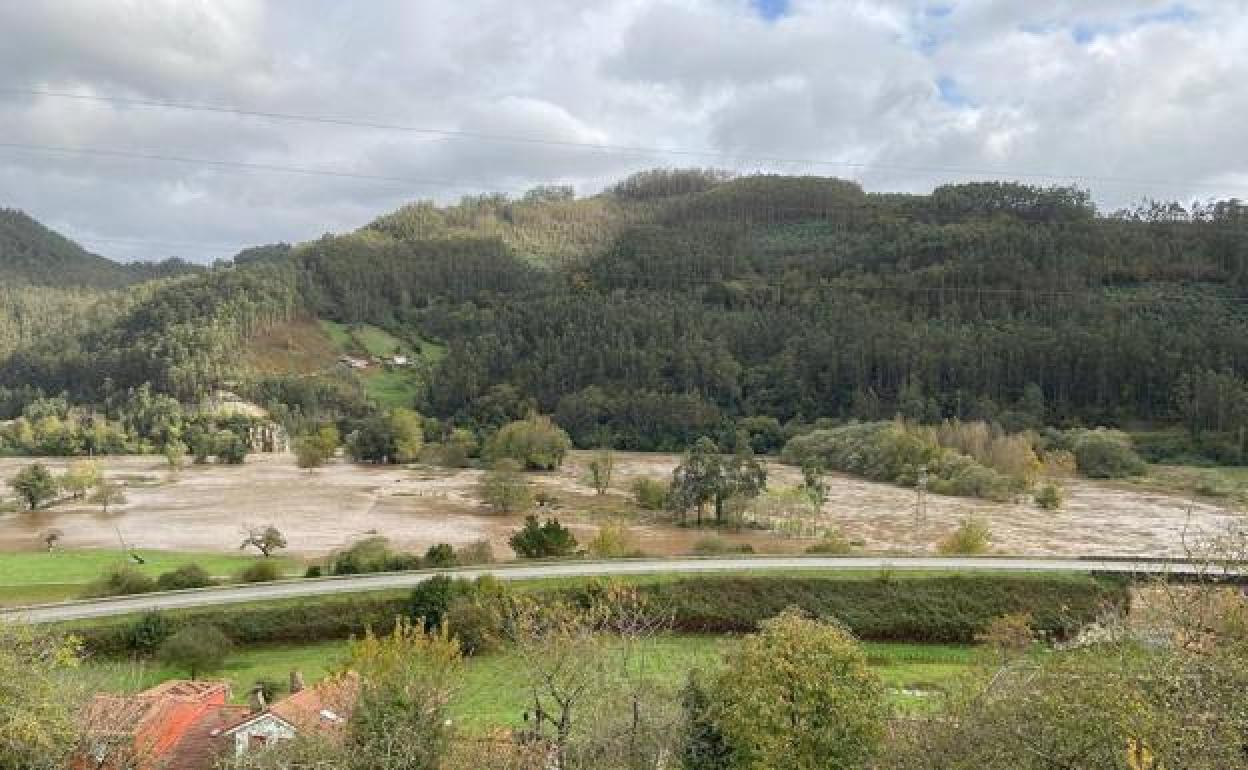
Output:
0,208,202,289
2,171,1247,460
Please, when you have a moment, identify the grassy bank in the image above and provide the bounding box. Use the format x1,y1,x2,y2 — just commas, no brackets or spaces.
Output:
0,549,299,606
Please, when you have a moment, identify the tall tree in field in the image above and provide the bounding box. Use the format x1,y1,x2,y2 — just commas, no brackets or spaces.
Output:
239,525,287,557
9,463,58,510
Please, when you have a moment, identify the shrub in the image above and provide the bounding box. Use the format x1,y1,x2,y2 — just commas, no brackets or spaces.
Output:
483,415,572,470
1071,429,1147,478
158,624,233,679
126,611,174,654
509,516,578,559
587,521,644,559
239,560,282,583
214,429,249,464
804,532,855,555
691,535,754,556
479,459,533,514
454,539,495,565
156,564,218,591
84,565,157,598
937,517,992,555
74,574,1128,657
410,575,464,630
304,565,324,578
424,543,457,569
1034,483,1064,510
329,536,421,575
444,576,510,655
631,477,669,510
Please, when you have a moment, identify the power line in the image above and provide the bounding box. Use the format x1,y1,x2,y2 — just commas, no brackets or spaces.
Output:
5,86,1247,195
0,140,517,193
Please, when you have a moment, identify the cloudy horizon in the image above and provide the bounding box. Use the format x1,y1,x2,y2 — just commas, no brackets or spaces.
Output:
2,0,1246,263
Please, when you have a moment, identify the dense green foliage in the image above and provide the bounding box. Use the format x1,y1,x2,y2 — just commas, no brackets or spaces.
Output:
71,573,1126,657
4,174,1248,456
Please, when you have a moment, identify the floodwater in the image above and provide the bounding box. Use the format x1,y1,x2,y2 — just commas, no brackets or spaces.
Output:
0,452,1240,558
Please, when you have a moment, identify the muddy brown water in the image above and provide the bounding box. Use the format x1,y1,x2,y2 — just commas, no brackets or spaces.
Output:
0,452,1240,558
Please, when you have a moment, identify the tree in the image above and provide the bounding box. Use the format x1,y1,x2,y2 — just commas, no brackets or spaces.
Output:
0,622,84,770
157,624,233,680
480,458,533,513
344,618,463,770
186,425,214,464
59,459,100,500
294,424,340,469
239,525,287,557
40,528,63,552
423,542,456,569
708,609,887,770
410,574,459,630
509,515,578,559
9,463,58,510
585,448,614,495
90,479,127,514
347,409,424,464
485,415,573,470
668,438,768,527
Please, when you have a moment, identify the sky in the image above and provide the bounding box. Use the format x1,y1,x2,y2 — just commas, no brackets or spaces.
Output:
2,0,1247,263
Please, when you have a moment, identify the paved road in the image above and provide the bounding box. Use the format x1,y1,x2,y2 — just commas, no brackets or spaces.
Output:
1,556,1232,624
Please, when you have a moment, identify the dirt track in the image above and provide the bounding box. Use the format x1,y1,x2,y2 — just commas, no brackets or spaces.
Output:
0,452,1240,558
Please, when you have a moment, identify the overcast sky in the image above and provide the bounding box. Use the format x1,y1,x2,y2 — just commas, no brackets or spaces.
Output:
2,0,1247,263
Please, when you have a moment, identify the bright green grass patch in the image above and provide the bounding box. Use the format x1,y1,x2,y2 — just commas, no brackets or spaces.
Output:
0,549,298,589
363,368,422,408
0,582,82,607
82,636,972,728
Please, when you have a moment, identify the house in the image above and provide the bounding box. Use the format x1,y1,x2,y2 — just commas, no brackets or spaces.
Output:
78,673,358,770
386,354,410,367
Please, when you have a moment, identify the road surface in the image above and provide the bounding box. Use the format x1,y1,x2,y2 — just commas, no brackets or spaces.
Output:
1,556,1233,623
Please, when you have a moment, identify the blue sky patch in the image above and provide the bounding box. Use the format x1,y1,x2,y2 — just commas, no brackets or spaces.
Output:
937,75,972,107
752,0,789,21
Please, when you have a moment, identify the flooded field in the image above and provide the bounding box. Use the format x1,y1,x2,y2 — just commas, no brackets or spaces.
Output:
0,452,1241,558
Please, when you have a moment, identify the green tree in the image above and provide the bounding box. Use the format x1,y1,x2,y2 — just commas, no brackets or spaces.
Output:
669,438,768,526
214,429,249,464
509,515,578,559
8,463,58,510
239,525,287,557
163,439,188,472
709,609,887,770
186,425,214,464
347,409,424,464
410,574,460,630
59,459,100,500
0,623,84,770
295,423,341,469
485,415,572,470
157,624,233,680
480,458,533,513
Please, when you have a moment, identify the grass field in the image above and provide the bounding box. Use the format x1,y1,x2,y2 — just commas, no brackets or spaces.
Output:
83,635,974,730
318,320,445,407
1123,464,1248,503
0,549,298,606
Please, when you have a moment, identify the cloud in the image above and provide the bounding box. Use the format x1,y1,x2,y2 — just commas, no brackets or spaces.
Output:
0,0,1246,262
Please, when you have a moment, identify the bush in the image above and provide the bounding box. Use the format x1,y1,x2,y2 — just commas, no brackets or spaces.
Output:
804,532,855,555
631,477,669,510
239,560,282,583
156,564,218,591
444,576,511,655
1071,429,1147,478
509,516,578,559
329,536,421,575
423,543,457,569
1034,483,1064,510
587,521,644,559
782,420,1025,502
479,459,533,514
158,624,233,679
410,574,467,630
691,535,755,556
74,574,1129,657
84,565,157,598
454,540,495,565
937,517,992,555
304,565,324,578
484,415,572,470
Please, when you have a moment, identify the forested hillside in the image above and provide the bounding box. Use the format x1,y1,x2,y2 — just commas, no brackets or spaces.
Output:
4,171,1248,458
0,209,202,288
